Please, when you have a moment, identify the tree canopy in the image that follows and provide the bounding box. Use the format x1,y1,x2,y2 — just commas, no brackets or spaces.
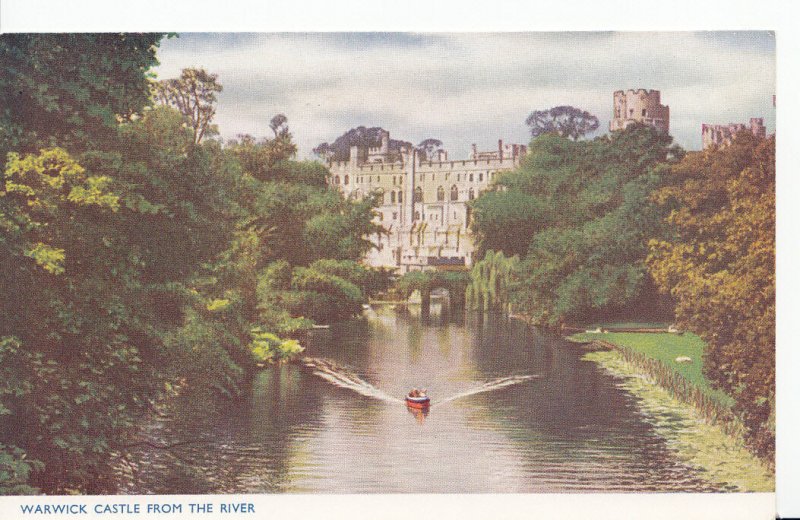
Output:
154,67,222,143
525,106,600,141
0,35,385,495
313,126,412,162
470,124,681,326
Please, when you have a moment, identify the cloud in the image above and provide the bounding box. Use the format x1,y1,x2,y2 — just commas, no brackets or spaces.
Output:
155,32,775,155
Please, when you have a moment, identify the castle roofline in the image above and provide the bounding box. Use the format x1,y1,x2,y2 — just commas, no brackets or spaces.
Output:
613,88,661,96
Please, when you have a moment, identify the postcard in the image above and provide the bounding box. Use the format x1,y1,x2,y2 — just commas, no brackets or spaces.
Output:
0,5,792,519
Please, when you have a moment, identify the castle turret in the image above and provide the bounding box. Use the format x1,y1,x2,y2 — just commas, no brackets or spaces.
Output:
610,89,669,134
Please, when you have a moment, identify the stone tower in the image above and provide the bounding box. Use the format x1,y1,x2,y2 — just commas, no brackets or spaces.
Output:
610,89,670,134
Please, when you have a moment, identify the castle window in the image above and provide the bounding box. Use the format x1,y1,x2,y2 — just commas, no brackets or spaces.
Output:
468,188,475,200
437,186,445,201
479,173,483,182
414,211,420,221
393,212,397,220
344,175,349,185
432,174,435,181
450,185,458,201
642,109,647,117
469,173,474,182
398,191,403,203
629,109,634,116
393,176,396,185
414,186,423,203
457,174,460,181
391,191,396,203
335,175,340,185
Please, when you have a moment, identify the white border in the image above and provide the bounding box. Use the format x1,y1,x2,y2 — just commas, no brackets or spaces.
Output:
0,1,797,518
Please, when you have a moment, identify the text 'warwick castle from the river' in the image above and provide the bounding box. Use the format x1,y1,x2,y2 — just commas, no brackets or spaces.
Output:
327,89,769,272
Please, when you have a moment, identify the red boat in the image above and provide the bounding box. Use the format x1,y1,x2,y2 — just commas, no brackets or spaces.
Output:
405,395,431,409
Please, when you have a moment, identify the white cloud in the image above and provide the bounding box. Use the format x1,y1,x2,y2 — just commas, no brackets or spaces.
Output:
155,32,775,156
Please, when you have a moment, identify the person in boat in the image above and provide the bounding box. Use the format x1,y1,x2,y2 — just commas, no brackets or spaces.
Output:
407,388,428,399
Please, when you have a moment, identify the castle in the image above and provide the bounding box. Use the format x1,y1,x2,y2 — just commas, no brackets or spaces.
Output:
701,118,766,149
326,132,526,272
609,89,670,134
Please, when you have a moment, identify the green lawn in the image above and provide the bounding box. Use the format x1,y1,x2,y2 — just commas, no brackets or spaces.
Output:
586,321,669,330
570,331,735,408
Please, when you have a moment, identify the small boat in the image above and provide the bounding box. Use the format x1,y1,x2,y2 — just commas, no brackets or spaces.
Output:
405,394,431,409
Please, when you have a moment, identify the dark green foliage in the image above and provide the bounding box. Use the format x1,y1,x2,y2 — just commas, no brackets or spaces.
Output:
470,126,680,326
0,36,381,494
313,126,411,161
525,106,600,140
0,34,165,164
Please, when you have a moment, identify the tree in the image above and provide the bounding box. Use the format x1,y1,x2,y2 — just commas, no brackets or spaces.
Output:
525,106,600,141
154,67,222,144
269,114,289,137
313,126,411,162
0,34,165,166
469,125,681,326
647,134,775,458
416,138,443,161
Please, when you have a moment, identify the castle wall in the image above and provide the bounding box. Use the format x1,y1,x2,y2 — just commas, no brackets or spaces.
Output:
327,141,524,272
701,117,766,149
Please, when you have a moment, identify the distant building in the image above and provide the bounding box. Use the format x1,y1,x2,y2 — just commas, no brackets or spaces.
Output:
327,134,526,272
701,118,766,150
610,89,670,134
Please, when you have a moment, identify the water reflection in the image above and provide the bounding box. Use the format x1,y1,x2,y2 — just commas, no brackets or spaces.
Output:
119,304,719,493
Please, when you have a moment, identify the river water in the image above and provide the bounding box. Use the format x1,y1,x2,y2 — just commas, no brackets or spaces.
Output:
118,303,719,493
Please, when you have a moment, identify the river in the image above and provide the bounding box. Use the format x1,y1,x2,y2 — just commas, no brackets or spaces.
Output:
117,303,720,493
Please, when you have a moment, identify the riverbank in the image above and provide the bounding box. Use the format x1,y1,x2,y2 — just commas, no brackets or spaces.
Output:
574,339,773,492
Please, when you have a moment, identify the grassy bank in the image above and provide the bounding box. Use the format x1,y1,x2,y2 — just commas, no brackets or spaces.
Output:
570,331,733,408
582,349,774,491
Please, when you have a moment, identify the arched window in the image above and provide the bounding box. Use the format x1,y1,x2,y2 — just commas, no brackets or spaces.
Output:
414,186,423,203
334,175,340,185
450,185,459,201
344,175,349,185
398,191,403,203
468,187,475,200
469,173,474,182
437,186,445,201
479,173,483,182
390,191,396,203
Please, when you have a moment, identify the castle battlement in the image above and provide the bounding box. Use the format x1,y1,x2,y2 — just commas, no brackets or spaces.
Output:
325,131,526,272
701,117,766,149
610,88,669,134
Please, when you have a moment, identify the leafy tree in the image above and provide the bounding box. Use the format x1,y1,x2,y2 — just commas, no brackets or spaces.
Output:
470,125,681,326
647,134,775,458
313,126,411,162
0,33,165,166
154,67,222,143
525,106,600,141
269,113,289,137
466,250,519,312
416,138,443,161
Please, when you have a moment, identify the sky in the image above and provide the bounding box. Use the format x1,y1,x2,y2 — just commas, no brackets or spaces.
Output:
154,32,775,157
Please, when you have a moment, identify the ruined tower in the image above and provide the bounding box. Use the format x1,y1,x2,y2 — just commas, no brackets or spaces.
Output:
610,89,670,134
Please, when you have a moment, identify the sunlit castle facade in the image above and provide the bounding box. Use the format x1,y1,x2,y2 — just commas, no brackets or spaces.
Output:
326,132,527,272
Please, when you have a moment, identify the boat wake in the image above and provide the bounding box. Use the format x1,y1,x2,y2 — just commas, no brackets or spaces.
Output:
431,375,540,408
301,357,404,404
302,357,539,408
